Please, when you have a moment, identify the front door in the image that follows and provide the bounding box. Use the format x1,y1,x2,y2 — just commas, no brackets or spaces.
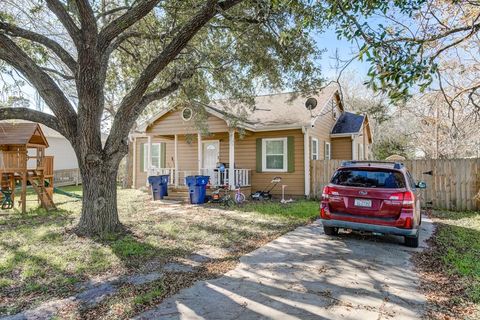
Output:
202,141,220,185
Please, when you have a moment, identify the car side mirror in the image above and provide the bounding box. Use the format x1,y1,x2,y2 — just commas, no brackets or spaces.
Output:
416,181,427,189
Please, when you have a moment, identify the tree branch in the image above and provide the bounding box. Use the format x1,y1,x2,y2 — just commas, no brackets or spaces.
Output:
98,0,161,51
41,67,75,80
0,107,65,136
0,34,77,138
74,0,97,34
0,22,77,72
45,0,81,46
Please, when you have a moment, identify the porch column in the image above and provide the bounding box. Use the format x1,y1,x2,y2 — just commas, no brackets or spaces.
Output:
146,135,152,186
197,133,202,174
132,137,137,188
229,129,235,190
174,134,179,187
303,126,310,198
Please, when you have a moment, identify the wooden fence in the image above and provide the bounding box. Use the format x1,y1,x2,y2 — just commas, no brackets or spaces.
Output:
310,159,480,211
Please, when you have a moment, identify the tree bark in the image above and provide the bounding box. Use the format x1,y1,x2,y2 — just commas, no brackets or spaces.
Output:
75,158,123,236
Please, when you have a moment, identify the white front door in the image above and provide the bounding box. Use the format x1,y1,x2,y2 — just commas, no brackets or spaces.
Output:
202,140,219,169
202,141,220,185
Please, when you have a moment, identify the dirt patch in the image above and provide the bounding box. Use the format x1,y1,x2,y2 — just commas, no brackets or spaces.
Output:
412,216,479,320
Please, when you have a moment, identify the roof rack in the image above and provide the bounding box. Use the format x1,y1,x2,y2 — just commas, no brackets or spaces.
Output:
340,160,404,169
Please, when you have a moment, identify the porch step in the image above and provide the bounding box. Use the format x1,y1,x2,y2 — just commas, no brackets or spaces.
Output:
163,195,189,202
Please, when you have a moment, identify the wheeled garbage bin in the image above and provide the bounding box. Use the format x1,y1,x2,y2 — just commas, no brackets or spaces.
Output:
148,175,169,200
185,175,209,204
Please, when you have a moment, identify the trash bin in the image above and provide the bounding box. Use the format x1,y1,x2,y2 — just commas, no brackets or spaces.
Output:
148,175,169,200
185,175,209,204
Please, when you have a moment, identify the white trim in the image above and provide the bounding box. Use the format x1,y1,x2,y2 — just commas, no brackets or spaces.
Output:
197,133,202,173
174,134,179,187
132,137,137,188
330,133,356,138
351,135,357,160
303,127,310,197
325,142,331,160
311,137,319,160
228,129,235,190
147,136,152,172
261,137,288,172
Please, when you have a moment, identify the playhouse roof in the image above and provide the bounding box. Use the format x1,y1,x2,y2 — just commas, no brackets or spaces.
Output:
0,123,49,147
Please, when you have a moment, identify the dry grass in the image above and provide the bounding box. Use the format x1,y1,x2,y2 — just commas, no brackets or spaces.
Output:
0,186,318,318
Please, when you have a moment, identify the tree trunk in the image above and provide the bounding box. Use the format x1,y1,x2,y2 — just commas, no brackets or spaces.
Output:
75,160,123,236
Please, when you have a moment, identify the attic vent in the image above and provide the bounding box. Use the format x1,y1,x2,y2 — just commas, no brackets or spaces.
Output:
181,107,193,121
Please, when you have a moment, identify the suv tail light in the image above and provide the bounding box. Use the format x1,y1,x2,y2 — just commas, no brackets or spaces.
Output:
322,186,339,201
389,191,415,208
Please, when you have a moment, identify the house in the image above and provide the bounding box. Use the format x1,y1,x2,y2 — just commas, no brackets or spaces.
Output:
132,83,373,197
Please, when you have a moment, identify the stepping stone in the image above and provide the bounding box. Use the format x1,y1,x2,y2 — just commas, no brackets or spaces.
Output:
162,262,194,273
124,272,163,286
76,283,116,308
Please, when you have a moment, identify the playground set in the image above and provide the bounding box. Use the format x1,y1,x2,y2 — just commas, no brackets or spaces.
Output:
0,123,56,213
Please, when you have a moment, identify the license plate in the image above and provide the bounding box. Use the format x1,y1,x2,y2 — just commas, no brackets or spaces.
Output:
354,199,372,207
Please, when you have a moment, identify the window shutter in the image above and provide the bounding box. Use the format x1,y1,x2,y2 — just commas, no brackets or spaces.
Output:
160,142,166,168
140,143,145,172
256,138,262,172
287,136,295,172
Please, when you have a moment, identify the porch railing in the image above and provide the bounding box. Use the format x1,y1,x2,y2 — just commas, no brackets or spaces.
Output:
146,167,251,187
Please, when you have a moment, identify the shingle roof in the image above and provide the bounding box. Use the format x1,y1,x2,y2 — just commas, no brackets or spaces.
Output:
208,83,339,128
0,123,49,146
331,112,365,134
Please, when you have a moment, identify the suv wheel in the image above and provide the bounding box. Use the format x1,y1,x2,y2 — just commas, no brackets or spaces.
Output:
404,235,419,248
323,226,339,236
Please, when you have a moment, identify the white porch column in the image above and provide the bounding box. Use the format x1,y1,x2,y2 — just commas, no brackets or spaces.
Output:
197,133,202,174
132,137,137,188
229,129,235,190
146,135,152,186
303,126,310,198
174,134,179,187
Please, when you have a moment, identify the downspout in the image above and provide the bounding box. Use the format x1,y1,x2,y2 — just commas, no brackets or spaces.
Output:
302,126,310,198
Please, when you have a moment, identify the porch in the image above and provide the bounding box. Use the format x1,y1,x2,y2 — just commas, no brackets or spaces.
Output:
136,130,251,189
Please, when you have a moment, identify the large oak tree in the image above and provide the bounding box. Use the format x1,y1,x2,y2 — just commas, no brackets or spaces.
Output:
0,0,328,236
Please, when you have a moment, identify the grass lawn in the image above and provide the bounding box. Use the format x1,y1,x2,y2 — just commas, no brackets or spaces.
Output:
0,187,319,318
414,210,480,319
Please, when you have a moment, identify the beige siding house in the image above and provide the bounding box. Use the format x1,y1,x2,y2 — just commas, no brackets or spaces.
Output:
132,83,373,197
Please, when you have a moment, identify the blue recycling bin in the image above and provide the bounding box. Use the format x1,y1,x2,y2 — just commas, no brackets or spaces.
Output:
148,175,169,200
185,175,209,204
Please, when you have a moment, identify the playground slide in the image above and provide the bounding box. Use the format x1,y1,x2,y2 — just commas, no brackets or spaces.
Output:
53,187,82,199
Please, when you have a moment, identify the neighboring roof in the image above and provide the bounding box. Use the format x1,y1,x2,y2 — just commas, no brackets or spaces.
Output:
331,112,365,134
0,123,49,147
141,82,343,132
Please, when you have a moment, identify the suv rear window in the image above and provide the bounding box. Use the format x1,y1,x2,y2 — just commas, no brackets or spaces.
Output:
331,168,406,188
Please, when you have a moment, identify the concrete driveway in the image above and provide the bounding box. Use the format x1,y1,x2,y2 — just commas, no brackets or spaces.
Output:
136,216,434,320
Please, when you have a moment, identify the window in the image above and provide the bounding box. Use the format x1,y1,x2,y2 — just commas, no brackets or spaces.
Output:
181,107,193,121
262,138,287,172
325,142,331,160
311,138,319,160
143,143,162,172
331,169,406,188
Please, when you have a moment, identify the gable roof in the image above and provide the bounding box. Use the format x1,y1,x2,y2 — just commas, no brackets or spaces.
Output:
0,123,49,147
141,82,343,132
331,112,365,134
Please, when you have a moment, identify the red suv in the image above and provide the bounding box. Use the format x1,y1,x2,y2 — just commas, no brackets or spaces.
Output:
320,161,426,247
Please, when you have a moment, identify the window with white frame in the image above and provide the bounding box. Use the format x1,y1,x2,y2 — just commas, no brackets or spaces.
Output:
311,138,319,160
358,144,364,160
325,142,331,160
143,143,161,172
262,138,287,172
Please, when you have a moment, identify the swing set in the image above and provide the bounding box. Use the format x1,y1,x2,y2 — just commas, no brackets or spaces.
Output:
0,123,56,213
